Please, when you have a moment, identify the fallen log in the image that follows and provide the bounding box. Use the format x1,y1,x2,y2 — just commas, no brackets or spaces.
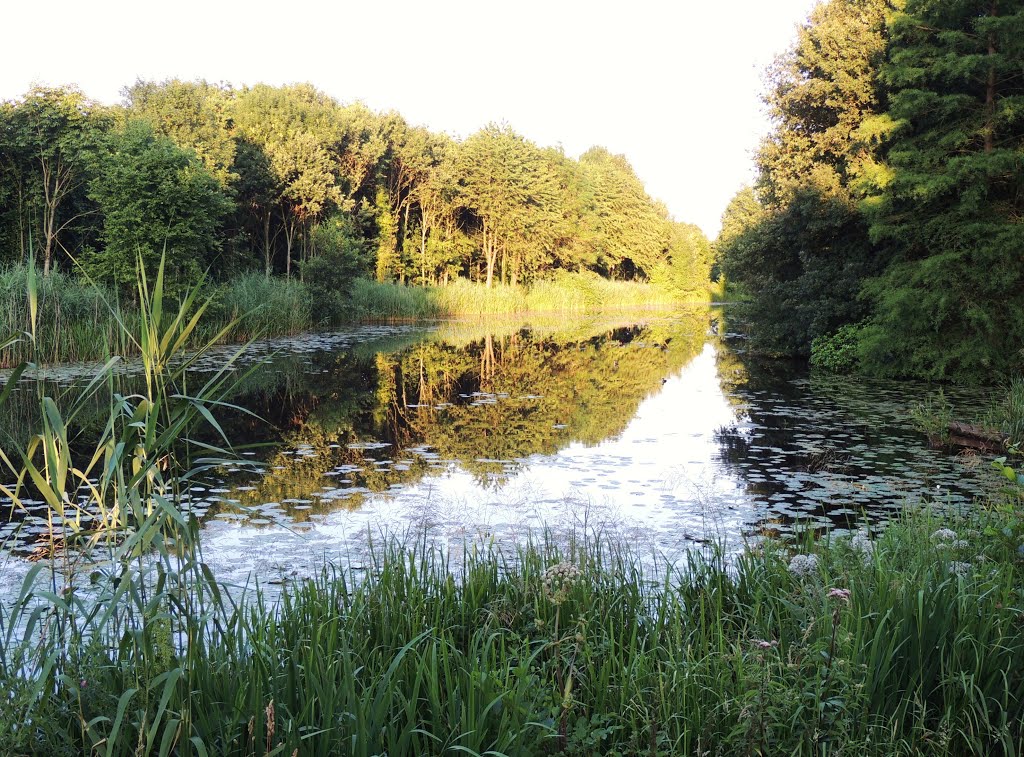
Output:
943,421,1009,453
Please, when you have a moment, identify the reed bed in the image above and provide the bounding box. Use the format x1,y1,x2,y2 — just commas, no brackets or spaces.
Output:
0,266,135,367
349,273,685,320
0,266,317,366
200,272,312,343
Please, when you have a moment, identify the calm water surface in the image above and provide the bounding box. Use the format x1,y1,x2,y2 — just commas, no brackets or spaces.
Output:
0,309,1001,588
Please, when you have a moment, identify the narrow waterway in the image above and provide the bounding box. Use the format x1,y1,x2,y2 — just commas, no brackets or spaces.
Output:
0,308,1000,591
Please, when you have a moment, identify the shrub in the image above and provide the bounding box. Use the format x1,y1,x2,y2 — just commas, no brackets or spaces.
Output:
810,322,864,373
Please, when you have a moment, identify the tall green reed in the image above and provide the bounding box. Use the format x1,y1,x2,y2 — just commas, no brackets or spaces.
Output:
0,254,254,755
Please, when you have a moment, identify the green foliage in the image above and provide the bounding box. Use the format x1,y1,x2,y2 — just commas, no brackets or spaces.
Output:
576,146,670,280
125,78,237,186
0,85,109,273
909,390,954,445
1003,378,1024,450
722,186,880,355
810,322,865,373
718,0,1024,382
860,0,1024,381
84,121,231,294
717,0,890,358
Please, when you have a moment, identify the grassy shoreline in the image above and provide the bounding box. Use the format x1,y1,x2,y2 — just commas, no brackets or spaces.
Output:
4,509,1024,755
0,265,702,367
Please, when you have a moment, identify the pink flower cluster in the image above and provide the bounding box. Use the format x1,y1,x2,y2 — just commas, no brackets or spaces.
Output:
827,588,852,603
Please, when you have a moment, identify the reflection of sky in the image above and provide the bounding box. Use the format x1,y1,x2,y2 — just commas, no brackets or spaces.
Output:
0,329,1002,601
194,344,752,587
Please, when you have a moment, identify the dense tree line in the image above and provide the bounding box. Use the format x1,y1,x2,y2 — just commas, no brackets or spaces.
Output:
0,81,711,299
718,0,1024,382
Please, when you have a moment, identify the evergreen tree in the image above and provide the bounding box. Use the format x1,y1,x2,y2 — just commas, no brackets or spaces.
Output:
862,0,1024,380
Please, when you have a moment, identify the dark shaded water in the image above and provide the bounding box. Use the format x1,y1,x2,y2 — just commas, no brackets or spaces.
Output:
0,309,1001,586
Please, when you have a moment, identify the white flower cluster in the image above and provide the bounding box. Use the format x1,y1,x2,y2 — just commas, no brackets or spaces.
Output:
948,561,972,578
850,530,874,565
932,528,958,542
542,562,582,605
788,553,819,578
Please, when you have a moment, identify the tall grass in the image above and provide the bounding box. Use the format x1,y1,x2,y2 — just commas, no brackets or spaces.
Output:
349,272,685,320
0,265,316,367
201,272,312,342
0,265,135,366
3,510,1024,754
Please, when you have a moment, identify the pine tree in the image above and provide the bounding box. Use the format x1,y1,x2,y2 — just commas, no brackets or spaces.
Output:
863,0,1024,380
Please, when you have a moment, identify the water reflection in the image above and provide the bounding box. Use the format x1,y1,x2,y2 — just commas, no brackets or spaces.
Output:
710,311,1000,539
0,308,1003,583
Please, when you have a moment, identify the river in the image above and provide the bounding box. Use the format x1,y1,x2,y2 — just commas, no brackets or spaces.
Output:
0,307,1001,589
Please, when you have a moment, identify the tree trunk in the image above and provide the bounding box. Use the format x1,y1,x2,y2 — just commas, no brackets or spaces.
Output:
263,211,273,276
484,226,497,288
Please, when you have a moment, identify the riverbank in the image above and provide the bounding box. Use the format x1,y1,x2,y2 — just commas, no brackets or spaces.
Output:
4,506,1023,756
0,265,699,367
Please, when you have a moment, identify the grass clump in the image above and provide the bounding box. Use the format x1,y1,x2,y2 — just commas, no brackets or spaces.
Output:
203,272,312,342
0,264,135,367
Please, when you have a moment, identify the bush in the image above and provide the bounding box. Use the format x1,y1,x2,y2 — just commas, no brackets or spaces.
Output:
810,322,864,373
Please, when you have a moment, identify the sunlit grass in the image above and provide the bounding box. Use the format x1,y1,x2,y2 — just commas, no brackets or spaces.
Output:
350,272,684,320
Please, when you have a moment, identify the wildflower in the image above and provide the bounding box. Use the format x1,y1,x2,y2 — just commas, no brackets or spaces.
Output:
752,639,778,650
850,530,874,565
788,553,819,578
850,530,873,553
950,539,969,549
948,561,971,577
827,588,851,603
932,528,957,542
542,562,581,605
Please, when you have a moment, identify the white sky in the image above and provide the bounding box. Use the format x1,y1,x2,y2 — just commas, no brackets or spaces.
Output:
0,0,817,238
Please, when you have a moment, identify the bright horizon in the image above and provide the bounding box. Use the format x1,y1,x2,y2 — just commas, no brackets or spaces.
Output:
0,0,818,238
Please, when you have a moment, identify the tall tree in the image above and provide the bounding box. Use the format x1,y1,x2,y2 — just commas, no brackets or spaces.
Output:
3,86,108,274
861,0,1024,380
85,122,231,292
456,124,559,288
576,147,669,280
720,0,891,355
232,84,342,277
